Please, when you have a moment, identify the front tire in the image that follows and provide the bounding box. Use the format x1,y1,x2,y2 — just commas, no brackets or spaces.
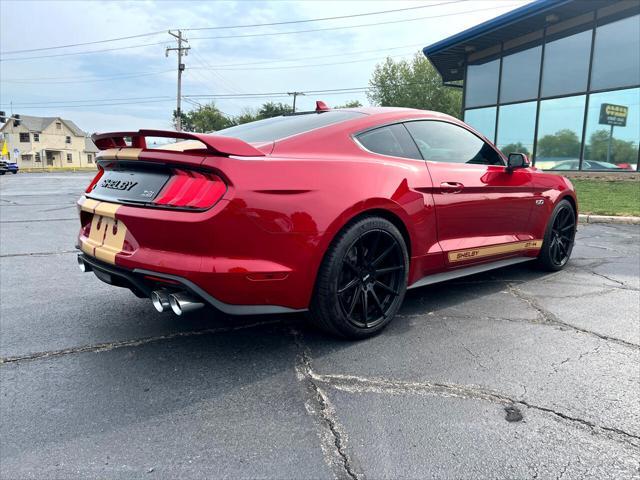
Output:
310,216,409,339
537,199,576,271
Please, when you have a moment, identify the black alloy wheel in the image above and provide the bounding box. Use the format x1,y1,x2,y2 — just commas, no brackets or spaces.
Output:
310,217,408,339
538,199,576,271
337,229,405,329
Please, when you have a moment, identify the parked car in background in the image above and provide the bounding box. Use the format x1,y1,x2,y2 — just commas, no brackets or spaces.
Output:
7,162,19,174
0,160,8,175
549,159,624,171
76,106,578,339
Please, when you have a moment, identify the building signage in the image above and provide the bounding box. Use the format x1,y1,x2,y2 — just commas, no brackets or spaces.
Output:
599,103,628,127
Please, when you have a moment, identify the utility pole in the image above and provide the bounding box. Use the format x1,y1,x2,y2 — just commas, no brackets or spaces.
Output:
287,91,305,113
166,30,190,131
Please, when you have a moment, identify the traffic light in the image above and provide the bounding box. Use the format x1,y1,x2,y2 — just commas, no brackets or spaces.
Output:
0,111,5,123
13,114,20,127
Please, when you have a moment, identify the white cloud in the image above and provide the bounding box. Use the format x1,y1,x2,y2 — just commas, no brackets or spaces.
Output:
1,0,530,131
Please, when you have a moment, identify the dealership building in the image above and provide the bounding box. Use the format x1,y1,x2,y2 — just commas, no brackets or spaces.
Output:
423,0,640,171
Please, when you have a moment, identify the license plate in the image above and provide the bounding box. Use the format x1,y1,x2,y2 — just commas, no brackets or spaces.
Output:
89,169,170,204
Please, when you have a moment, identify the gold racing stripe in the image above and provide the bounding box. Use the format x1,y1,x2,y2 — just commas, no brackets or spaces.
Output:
448,240,543,263
97,148,120,160
96,147,141,161
79,197,100,214
116,148,142,160
79,200,127,265
94,201,120,218
94,217,128,264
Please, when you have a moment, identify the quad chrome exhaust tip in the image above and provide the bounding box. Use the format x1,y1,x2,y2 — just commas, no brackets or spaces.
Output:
151,290,171,313
77,255,91,273
168,292,204,316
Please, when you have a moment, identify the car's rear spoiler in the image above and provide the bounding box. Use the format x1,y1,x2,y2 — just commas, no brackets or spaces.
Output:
91,129,265,157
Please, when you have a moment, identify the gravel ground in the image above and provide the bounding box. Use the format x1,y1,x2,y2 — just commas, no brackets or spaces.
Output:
1,173,639,479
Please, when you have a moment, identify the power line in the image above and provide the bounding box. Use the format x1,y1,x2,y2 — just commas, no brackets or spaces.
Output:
1,31,167,55
189,4,519,41
1,3,520,61
0,2,457,55
1,86,380,109
2,99,176,109
189,42,425,68
1,96,173,106
0,41,170,62
1,44,424,83
189,50,246,95
1,70,174,84
191,53,414,72
182,1,462,31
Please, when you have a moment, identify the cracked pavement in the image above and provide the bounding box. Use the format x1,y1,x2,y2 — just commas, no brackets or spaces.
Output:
1,173,639,479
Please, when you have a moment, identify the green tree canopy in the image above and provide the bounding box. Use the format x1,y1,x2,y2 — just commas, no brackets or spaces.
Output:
173,102,234,132
500,142,531,156
367,52,462,118
536,129,581,158
257,102,292,119
585,129,638,165
334,100,363,109
234,108,259,125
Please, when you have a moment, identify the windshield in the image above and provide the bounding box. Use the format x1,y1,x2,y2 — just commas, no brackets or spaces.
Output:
215,110,365,143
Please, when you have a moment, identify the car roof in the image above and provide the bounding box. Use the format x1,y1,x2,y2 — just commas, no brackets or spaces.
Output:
333,106,458,123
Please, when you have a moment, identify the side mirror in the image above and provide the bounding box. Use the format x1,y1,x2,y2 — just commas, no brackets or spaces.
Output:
507,153,530,172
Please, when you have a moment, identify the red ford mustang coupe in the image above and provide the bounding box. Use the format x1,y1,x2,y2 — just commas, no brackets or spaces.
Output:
76,105,577,338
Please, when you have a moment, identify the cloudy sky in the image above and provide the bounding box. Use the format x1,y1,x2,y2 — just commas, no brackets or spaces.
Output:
1,0,530,134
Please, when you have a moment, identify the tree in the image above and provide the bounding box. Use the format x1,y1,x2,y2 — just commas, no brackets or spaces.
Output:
536,129,581,158
584,129,637,164
500,142,530,156
234,108,259,125
334,100,363,109
367,52,462,118
172,102,234,132
172,109,191,131
257,102,292,119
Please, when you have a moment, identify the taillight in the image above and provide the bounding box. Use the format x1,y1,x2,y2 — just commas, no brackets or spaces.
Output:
153,169,226,209
85,167,104,193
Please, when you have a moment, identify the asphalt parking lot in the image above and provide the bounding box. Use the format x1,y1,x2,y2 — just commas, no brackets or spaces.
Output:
1,172,639,479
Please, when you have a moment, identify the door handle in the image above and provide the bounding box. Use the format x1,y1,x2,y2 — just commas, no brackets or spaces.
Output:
440,182,464,193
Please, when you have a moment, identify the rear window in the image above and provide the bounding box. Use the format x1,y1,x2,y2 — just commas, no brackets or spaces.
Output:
215,110,365,143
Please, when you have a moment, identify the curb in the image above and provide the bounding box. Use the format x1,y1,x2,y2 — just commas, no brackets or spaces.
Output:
578,214,640,225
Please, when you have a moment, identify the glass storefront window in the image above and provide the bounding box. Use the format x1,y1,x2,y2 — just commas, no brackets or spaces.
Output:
591,15,640,91
500,46,542,103
583,87,639,171
465,59,500,108
541,29,592,98
464,106,497,142
496,101,537,156
535,95,586,170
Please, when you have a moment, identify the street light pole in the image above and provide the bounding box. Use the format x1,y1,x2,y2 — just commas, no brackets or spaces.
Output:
167,30,190,131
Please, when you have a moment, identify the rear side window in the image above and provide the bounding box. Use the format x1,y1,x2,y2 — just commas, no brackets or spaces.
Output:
404,121,504,166
215,111,365,143
356,124,421,159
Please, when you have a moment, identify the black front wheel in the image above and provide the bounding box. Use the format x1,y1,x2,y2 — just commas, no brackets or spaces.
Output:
310,217,408,339
537,199,576,271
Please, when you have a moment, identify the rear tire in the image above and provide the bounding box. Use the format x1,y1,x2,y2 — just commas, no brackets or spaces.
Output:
310,216,409,339
536,199,576,271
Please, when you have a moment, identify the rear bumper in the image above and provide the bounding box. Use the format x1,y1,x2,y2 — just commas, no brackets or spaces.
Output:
78,253,306,315
77,193,323,312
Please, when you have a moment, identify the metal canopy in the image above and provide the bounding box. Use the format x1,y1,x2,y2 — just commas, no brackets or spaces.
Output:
423,0,611,82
